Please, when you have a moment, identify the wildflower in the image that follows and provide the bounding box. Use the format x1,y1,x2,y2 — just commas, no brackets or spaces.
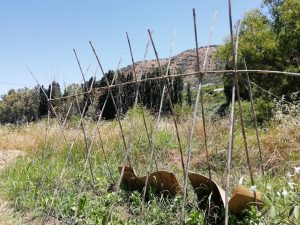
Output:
250,185,256,192
282,189,288,197
266,184,272,190
277,191,281,196
238,176,243,185
288,181,295,190
287,172,293,178
294,167,300,174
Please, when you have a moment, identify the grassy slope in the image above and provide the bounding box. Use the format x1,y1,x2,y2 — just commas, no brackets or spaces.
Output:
0,88,299,224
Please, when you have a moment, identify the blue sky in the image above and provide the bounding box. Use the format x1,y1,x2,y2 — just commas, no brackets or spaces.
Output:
0,0,262,95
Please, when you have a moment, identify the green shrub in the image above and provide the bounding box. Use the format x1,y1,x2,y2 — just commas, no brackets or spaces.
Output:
235,97,274,126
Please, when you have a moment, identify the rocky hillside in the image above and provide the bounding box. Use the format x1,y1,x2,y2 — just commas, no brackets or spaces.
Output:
120,45,224,85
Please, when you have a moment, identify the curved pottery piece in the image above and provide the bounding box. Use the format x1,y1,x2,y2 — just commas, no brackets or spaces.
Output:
228,185,263,214
118,166,181,197
118,166,145,192
147,170,182,197
188,172,226,209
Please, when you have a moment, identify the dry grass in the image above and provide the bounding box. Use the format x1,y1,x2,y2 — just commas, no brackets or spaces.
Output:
0,109,299,224
0,123,48,151
0,110,299,177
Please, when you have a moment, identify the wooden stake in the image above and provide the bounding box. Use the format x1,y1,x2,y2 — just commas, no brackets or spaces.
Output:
37,66,91,208
89,41,131,167
41,83,53,169
42,61,120,223
126,32,159,172
225,1,237,224
72,58,123,222
232,26,255,187
73,49,101,185
225,0,256,223
243,59,264,175
147,29,186,175
141,30,177,215
181,9,217,224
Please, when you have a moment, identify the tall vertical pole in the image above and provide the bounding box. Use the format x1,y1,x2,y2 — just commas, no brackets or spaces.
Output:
141,30,177,215
126,32,159,172
181,9,217,225
225,1,237,224
243,59,264,175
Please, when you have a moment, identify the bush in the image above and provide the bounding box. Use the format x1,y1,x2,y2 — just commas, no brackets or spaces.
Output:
235,97,274,126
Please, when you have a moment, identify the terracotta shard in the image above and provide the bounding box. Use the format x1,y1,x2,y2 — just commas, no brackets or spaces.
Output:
228,185,263,214
118,166,145,192
118,166,181,197
188,172,226,208
147,171,182,197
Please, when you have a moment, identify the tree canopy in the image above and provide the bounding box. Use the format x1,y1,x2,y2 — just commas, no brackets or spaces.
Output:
215,0,300,104
0,88,39,124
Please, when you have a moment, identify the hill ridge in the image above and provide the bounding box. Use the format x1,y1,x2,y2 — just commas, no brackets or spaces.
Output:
120,45,223,84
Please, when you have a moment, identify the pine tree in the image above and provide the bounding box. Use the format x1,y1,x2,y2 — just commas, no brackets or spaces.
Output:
38,85,48,118
47,81,62,117
187,83,192,107
97,70,117,120
116,72,126,115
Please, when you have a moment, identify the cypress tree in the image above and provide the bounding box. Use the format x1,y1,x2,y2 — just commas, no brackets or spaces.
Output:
187,82,192,107
38,85,48,118
97,70,117,120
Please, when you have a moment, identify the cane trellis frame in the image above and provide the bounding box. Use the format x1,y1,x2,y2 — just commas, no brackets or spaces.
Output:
25,1,300,224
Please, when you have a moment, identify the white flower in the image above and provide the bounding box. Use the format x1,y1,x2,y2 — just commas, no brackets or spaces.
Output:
238,176,244,185
282,189,288,197
277,191,281,196
266,184,272,190
288,181,295,190
294,167,300,174
250,185,257,192
287,172,293,178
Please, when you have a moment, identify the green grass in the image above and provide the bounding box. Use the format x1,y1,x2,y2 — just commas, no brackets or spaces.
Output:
0,90,300,224
1,140,299,224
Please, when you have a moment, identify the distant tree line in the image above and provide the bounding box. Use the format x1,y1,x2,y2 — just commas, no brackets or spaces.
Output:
0,69,188,124
95,68,184,119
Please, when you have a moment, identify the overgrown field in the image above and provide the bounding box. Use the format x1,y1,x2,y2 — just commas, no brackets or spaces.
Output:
0,89,300,224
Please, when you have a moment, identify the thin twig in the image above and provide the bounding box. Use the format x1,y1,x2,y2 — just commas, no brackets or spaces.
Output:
28,67,68,142
249,81,295,106
232,22,255,186
225,1,237,224
243,59,264,175
41,83,53,169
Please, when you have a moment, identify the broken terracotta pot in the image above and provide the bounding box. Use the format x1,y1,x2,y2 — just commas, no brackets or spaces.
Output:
118,166,182,197
228,185,263,214
188,172,226,209
147,170,182,197
118,166,145,192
